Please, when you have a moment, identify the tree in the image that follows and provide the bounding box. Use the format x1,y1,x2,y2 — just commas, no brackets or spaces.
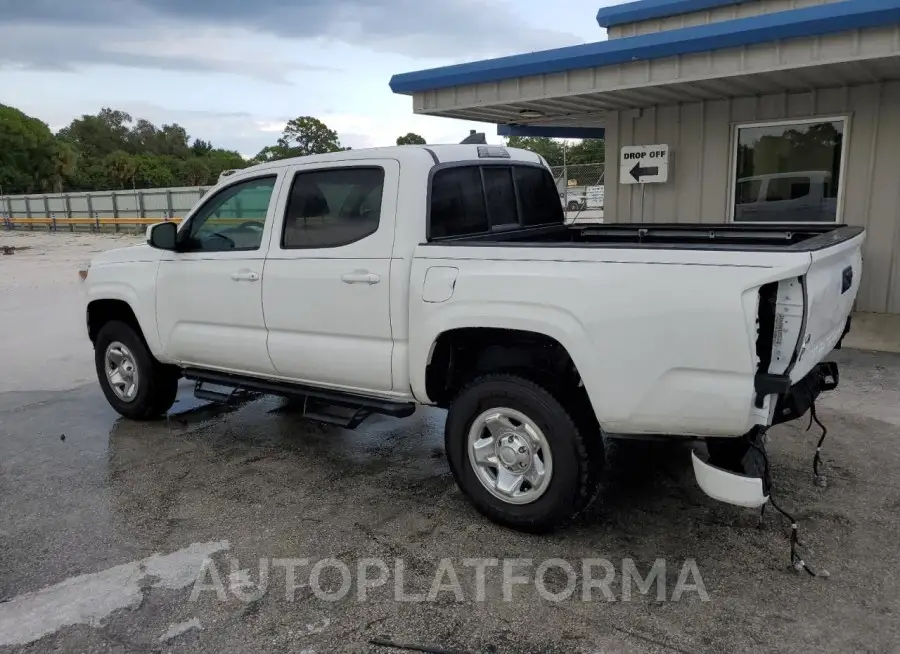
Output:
191,138,213,156
280,116,345,156
397,132,426,145
251,144,293,164
58,108,133,159
504,136,565,166
103,151,138,189
251,117,346,163
178,157,211,186
155,124,190,157
0,104,60,194
133,154,177,188
0,104,361,194
566,139,605,164
46,141,78,193
204,149,248,180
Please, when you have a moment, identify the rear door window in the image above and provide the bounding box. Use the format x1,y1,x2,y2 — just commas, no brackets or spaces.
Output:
282,167,384,249
429,167,489,239
514,166,564,226
765,176,812,202
482,167,518,229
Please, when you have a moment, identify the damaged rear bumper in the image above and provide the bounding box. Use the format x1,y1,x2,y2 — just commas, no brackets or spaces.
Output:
691,450,769,508
692,361,840,508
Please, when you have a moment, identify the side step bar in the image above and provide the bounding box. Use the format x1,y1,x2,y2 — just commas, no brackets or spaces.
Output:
183,368,416,426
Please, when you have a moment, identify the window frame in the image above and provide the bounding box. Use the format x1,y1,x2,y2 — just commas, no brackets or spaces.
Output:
426,160,562,242
177,174,279,253
280,165,386,250
727,115,851,225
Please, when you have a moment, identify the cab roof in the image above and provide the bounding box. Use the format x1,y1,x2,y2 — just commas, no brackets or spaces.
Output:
231,144,544,181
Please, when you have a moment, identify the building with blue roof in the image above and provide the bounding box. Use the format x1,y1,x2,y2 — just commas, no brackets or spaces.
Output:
391,0,900,321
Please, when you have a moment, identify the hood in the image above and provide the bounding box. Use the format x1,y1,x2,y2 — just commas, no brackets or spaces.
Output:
90,243,164,265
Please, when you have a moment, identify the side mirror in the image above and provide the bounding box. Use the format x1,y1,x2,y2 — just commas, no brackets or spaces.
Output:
147,221,178,250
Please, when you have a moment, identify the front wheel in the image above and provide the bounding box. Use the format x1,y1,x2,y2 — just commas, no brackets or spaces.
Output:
95,320,180,420
445,374,604,533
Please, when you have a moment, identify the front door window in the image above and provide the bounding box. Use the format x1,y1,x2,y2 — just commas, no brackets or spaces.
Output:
181,176,277,252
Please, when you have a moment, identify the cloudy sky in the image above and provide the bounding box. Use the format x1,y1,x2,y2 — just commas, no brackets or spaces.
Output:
0,0,618,157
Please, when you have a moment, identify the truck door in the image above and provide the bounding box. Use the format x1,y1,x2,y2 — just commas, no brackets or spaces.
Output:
155,173,283,374
262,159,399,393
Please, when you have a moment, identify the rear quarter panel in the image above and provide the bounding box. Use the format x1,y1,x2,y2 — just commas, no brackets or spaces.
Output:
410,245,813,436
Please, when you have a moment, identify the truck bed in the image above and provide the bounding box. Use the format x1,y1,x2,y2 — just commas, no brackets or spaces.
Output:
412,220,865,436
427,222,864,253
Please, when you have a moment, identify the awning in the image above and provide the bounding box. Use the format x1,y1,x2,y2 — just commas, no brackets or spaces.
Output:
390,0,900,128
595,0,770,28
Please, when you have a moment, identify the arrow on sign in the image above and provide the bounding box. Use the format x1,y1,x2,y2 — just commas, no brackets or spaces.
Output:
630,162,659,182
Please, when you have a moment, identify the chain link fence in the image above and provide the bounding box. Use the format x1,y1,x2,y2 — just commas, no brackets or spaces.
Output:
550,163,606,213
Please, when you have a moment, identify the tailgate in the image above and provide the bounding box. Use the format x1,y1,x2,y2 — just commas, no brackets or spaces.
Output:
789,229,864,382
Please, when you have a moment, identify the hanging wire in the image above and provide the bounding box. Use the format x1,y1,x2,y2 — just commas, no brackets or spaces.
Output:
750,439,829,578
807,404,828,487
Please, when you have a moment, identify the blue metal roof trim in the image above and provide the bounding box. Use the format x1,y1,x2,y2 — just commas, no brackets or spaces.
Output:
498,125,607,139
390,0,900,94
596,0,753,29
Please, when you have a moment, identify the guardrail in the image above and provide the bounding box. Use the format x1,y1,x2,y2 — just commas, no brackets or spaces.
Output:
1,216,184,231
0,185,212,232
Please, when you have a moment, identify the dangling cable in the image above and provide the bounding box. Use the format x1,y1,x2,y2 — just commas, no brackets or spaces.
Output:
807,404,828,487
749,440,829,578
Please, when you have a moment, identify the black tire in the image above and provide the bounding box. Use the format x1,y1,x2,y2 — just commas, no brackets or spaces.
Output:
95,320,180,420
445,374,604,533
566,200,580,212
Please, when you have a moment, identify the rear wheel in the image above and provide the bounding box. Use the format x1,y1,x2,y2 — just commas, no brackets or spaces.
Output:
445,374,604,533
95,320,179,420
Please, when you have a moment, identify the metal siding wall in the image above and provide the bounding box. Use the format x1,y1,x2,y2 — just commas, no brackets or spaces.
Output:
606,81,900,313
604,110,623,221
675,102,705,222
608,0,841,39
862,83,900,314
655,103,682,222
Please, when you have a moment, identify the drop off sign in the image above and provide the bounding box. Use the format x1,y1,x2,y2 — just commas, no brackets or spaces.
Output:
620,145,669,184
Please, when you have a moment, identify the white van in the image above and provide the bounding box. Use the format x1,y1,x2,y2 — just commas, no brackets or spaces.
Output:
734,171,838,223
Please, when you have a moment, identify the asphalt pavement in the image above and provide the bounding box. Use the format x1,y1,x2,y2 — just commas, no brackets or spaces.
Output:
1,235,899,652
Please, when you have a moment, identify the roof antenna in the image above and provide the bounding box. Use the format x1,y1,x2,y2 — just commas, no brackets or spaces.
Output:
460,129,486,144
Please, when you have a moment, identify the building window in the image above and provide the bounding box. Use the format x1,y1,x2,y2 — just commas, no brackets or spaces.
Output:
732,118,846,223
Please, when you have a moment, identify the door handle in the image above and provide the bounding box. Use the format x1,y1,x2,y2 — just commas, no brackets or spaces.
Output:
341,270,380,285
230,270,260,282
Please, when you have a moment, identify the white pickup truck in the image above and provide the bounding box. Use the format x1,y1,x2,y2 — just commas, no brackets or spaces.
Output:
81,143,863,532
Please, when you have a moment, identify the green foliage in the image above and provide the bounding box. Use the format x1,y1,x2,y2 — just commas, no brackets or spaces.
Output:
566,139,605,165
0,104,60,194
0,104,420,194
252,116,348,163
0,105,256,194
504,136,565,166
504,136,605,166
396,132,426,145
